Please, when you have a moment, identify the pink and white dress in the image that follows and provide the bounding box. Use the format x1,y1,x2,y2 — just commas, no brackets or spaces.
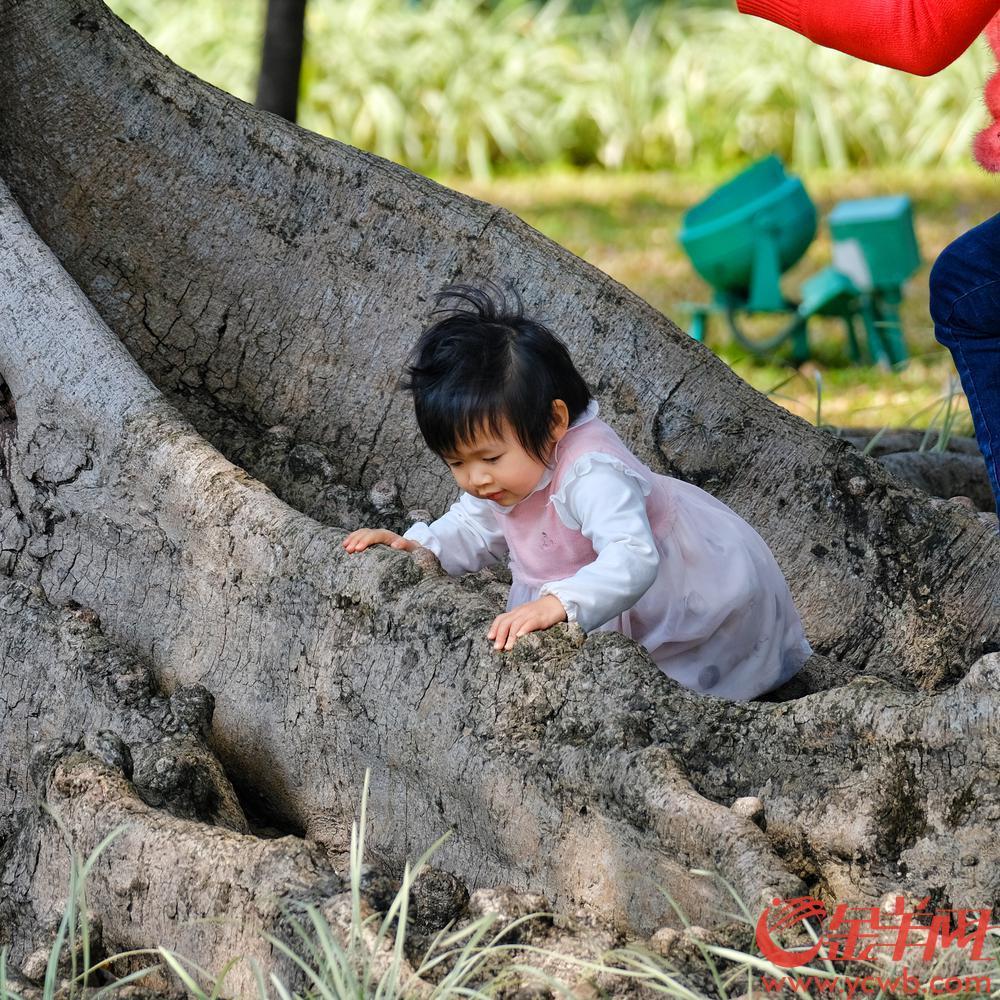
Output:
404,401,811,701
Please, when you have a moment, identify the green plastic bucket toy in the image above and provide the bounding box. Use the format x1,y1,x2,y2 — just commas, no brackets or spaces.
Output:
679,156,818,312
828,196,921,292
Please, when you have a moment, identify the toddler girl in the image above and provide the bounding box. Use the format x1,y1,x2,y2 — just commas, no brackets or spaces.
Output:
344,285,812,701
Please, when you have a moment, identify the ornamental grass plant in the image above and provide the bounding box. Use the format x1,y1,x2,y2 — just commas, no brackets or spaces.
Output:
108,0,993,178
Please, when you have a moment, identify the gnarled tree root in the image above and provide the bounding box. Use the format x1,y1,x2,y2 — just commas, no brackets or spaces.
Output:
1,0,999,971
0,0,998,686
3,748,414,997
0,182,804,934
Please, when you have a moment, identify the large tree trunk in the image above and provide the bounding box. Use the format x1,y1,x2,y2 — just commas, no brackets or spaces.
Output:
1,0,999,987
2,0,995,681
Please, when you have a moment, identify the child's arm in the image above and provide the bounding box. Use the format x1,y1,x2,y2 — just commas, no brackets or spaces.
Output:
344,492,507,575
403,494,508,573
736,0,1000,76
488,458,659,649
539,460,660,631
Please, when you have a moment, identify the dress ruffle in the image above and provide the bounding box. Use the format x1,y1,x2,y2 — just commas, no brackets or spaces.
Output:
547,452,653,529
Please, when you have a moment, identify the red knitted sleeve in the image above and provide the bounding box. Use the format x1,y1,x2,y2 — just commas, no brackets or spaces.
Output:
736,0,1000,76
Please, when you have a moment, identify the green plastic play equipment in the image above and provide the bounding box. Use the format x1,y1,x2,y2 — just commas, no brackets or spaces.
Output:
678,157,921,366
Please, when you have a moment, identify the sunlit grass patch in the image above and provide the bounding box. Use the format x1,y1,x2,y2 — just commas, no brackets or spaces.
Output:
454,166,996,434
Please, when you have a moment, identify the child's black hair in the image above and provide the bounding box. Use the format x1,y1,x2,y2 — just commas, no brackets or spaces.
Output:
400,283,592,464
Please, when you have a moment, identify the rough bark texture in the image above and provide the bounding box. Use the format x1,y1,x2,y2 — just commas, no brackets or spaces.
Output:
0,575,663,997
4,748,352,997
0,178,802,949
1,0,1000,990
0,576,246,832
834,428,997,513
1,0,998,682
876,452,996,513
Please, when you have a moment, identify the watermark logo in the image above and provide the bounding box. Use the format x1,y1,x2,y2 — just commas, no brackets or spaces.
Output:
756,897,830,967
759,970,992,995
755,896,1000,968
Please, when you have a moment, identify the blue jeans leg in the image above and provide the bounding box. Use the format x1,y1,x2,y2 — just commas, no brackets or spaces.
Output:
930,212,1000,522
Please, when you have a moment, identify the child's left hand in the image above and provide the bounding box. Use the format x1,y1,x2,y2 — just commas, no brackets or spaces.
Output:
488,595,567,651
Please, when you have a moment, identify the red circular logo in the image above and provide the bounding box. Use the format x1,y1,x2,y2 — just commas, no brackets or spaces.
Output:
755,897,826,968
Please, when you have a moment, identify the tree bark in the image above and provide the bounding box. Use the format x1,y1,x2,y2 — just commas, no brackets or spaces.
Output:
0,574,648,995
255,0,307,122
0,177,806,938
4,748,357,997
0,575,247,834
877,451,996,514
1,0,999,984
1,0,996,685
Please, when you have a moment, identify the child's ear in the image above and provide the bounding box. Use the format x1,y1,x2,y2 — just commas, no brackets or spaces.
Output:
550,399,571,441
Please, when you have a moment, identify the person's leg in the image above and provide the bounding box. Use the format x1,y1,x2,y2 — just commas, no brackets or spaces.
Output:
930,213,1000,522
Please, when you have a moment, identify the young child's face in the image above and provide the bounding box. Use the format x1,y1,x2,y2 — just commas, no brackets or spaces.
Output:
441,421,550,506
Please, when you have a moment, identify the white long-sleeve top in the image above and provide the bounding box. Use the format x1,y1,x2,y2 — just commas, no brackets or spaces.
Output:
404,457,660,632
403,401,812,701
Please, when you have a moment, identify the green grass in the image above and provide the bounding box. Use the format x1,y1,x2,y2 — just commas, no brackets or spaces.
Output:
451,164,1000,433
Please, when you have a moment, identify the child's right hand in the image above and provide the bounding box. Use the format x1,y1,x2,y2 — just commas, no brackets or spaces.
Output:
342,528,422,554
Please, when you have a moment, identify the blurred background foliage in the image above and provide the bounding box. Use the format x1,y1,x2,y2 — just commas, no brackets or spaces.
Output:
106,0,1000,432
107,0,990,178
